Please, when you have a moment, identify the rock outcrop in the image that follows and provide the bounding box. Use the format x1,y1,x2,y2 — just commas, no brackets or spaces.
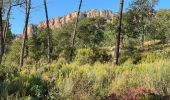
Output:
37,12,86,30
27,9,114,36
27,24,37,36
85,9,113,19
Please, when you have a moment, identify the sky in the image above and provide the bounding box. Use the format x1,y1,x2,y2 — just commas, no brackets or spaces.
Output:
9,0,170,34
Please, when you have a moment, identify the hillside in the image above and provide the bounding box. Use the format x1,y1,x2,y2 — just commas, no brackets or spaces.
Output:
1,0,170,99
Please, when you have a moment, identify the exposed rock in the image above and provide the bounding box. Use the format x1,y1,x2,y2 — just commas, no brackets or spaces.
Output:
15,24,37,41
27,24,37,36
85,9,113,19
26,9,114,36
37,12,86,30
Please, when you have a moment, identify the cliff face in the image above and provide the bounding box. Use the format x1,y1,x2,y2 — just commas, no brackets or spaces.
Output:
27,24,37,36
37,12,85,30
85,9,113,19
27,9,114,36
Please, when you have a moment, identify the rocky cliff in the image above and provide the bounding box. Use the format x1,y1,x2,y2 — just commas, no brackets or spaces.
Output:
27,9,114,36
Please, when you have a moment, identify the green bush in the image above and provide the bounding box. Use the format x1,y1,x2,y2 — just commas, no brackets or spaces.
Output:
48,63,116,99
75,48,95,65
1,54,170,99
142,51,165,63
94,49,112,63
24,75,48,99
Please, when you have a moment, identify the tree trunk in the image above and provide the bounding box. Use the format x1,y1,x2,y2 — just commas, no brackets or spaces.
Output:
141,23,144,50
19,0,31,71
121,34,124,48
3,1,12,53
44,0,51,63
114,0,124,65
0,4,4,64
141,29,144,50
69,0,83,62
25,1,29,57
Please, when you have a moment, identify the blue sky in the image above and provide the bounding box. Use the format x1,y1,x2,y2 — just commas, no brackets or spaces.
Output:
9,0,170,34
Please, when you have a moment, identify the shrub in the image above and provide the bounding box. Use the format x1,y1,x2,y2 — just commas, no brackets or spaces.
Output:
24,75,48,99
1,54,170,99
75,48,95,65
94,49,112,63
142,51,165,63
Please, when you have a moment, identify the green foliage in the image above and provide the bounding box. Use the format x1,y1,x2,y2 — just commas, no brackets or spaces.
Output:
94,49,112,63
75,48,95,65
29,29,52,60
76,17,105,49
49,17,105,60
152,10,170,43
3,40,22,66
52,23,73,59
2,4,170,99
142,51,169,63
0,65,48,99
24,75,48,99
1,51,170,99
48,63,115,99
4,29,15,53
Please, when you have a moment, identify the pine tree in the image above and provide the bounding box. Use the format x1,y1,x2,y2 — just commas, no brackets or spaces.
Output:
114,0,124,65
19,0,31,71
69,0,83,61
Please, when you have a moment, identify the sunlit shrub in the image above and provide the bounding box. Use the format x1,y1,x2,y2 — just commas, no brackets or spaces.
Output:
75,48,95,65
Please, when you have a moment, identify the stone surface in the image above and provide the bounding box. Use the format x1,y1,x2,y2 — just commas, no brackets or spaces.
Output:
27,24,37,36
26,9,114,36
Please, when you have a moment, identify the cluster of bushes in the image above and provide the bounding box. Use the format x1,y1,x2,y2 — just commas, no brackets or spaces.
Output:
0,65,48,99
75,48,112,65
1,52,170,99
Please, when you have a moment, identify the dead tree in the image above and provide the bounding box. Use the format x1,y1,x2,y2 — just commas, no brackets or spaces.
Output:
69,0,83,61
114,0,124,65
3,0,12,53
3,0,25,52
19,0,31,71
0,0,4,64
43,0,51,63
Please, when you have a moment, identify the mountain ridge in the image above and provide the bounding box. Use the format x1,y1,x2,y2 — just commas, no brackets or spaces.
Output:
26,9,114,36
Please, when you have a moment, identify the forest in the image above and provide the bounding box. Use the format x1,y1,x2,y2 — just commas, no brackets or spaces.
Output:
0,0,170,99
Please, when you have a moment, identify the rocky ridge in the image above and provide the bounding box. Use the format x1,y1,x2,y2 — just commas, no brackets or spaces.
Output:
27,9,114,36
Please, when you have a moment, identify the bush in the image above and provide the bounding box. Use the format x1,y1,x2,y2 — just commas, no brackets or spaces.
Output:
1,54,170,99
142,51,165,63
75,48,95,65
94,49,112,63
48,63,116,99
24,75,48,99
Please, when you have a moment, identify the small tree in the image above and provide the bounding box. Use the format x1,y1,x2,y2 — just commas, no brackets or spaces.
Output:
114,0,124,65
43,0,52,63
3,0,25,53
19,0,31,71
128,0,158,49
69,0,83,62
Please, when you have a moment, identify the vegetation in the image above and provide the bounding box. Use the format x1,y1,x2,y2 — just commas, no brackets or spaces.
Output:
0,0,170,99
1,49,170,99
